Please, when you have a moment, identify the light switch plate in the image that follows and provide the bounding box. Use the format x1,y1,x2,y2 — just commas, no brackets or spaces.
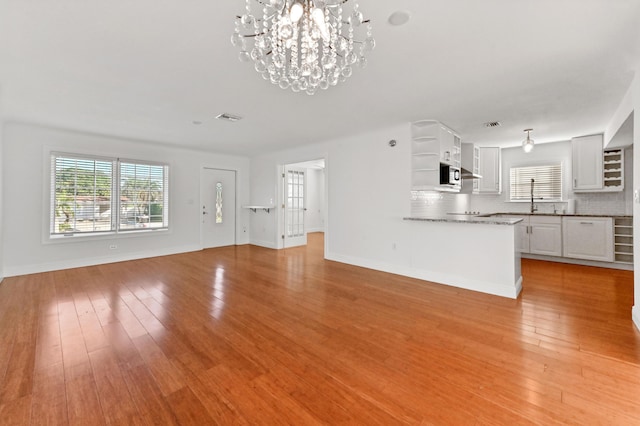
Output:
635,190,640,203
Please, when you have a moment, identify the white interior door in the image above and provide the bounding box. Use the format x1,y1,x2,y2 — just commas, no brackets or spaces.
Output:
201,168,236,248
284,166,307,248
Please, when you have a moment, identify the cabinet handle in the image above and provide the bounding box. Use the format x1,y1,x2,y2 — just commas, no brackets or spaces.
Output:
580,222,594,225
574,179,577,187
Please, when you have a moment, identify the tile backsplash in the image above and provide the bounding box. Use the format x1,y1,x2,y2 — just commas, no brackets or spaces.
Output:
410,190,631,217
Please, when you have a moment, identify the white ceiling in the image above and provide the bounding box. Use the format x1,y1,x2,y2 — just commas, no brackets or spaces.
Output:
1,0,640,156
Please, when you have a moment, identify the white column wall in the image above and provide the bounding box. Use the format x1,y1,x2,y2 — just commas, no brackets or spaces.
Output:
305,168,325,233
2,122,251,276
0,120,3,282
634,74,640,330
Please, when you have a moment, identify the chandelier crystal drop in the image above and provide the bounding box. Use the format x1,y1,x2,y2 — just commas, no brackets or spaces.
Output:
231,0,375,95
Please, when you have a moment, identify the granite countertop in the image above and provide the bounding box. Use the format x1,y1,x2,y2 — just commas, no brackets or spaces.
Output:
403,216,523,226
485,212,632,218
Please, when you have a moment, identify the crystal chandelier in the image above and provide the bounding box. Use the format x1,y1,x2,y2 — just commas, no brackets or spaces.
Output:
231,0,375,95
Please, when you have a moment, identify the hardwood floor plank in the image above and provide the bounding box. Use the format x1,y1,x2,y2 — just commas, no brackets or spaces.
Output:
30,363,68,426
88,347,138,425
121,364,179,425
65,374,105,426
164,386,214,425
131,334,186,396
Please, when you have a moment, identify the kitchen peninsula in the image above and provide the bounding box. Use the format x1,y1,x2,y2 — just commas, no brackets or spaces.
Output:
403,215,523,299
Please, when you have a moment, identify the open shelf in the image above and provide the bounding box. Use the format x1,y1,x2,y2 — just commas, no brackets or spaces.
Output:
614,217,633,264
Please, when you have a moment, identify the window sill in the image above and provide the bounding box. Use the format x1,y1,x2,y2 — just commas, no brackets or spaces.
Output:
45,228,169,245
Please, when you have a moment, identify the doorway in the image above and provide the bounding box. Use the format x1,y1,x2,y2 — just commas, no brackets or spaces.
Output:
281,159,326,249
201,168,236,248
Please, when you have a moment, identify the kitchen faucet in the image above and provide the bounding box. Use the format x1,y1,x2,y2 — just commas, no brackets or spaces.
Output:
530,178,537,213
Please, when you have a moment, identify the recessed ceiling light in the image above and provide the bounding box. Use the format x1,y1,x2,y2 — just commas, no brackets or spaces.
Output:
215,113,243,122
484,121,502,128
388,10,411,26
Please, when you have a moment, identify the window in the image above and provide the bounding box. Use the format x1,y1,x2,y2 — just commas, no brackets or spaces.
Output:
51,153,169,236
509,163,562,202
215,182,223,224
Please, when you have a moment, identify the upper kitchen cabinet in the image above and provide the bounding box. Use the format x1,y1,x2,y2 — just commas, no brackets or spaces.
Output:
410,120,461,192
439,125,461,167
572,134,603,191
572,134,624,192
461,143,480,193
476,147,501,194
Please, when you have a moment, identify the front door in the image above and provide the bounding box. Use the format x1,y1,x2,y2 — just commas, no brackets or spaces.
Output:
284,166,307,248
201,168,236,248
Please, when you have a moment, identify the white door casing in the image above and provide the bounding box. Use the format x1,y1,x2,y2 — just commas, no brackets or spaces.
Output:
201,168,236,248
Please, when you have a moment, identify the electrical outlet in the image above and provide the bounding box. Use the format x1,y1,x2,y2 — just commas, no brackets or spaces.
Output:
109,244,118,250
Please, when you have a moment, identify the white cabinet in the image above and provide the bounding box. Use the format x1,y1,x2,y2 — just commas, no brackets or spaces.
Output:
438,124,461,167
461,143,480,193
505,215,562,256
529,216,562,257
572,134,603,191
410,121,440,191
410,120,461,191
562,217,614,262
477,147,501,194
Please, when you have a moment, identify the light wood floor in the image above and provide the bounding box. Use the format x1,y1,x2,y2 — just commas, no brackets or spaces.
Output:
1,232,639,425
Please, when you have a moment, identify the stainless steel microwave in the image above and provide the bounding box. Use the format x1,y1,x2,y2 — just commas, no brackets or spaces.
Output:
440,165,461,186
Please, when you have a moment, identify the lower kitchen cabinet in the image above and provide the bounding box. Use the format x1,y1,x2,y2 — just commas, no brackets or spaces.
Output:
562,217,614,262
529,216,562,256
505,215,562,256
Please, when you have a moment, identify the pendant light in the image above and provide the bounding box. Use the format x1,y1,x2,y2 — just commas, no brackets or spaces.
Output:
522,128,534,153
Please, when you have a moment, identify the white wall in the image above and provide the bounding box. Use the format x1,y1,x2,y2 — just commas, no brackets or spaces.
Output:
633,74,640,330
305,168,325,233
250,123,409,255
0,120,3,282
1,122,251,276
469,141,633,216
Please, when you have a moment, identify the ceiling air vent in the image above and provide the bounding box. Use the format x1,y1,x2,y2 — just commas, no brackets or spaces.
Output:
484,121,502,128
216,113,243,122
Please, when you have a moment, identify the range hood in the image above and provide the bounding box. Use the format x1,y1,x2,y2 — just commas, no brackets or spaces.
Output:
461,167,482,179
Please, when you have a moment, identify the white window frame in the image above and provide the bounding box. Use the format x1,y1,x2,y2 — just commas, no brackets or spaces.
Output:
509,162,563,202
49,152,169,239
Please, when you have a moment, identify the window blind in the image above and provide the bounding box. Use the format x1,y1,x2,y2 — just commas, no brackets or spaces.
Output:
51,154,115,235
510,164,562,201
50,153,169,236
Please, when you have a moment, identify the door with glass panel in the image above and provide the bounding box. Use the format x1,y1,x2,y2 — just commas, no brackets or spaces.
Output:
284,166,307,248
201,168,236,248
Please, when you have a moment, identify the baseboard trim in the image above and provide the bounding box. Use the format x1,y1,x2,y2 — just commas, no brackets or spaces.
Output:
522,253,633,271
633,306,640,332
306,227,325,233
249,239,278,249
3,245,201,278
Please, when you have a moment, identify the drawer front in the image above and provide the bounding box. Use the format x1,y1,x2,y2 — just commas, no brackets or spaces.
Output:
562,217,613,262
